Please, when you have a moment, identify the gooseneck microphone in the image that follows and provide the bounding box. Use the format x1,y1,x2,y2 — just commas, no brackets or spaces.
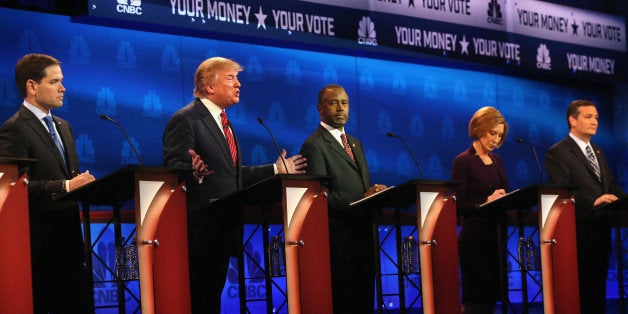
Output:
99,114,143,164
387,132,423,178
516,137,543,182
257,117,289,174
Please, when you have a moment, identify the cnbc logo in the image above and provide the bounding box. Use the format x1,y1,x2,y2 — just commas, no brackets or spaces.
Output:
357,16,378,46
116,0,142,15
536,43,552,70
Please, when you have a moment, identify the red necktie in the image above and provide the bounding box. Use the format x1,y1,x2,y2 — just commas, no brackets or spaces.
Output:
220,110,237,167
340,133,355,162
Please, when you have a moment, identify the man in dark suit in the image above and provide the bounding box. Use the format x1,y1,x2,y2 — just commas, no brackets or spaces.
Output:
162,56,306,313
300,84,386,313
0,53,95,313
545,99,625,314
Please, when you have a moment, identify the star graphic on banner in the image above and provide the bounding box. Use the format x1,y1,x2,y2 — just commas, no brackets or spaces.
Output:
255,7,267,30
459,35,469,55
571,20,579,35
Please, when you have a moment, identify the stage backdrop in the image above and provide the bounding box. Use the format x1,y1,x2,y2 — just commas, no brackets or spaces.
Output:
0,6,626,313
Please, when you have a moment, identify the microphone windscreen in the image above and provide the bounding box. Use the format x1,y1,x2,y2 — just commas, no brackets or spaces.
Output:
257,117,264,124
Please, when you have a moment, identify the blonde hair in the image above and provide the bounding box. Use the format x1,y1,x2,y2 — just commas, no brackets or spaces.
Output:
193,57,242,97
468,106,508,147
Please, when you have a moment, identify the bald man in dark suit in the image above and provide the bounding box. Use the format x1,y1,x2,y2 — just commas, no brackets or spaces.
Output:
545,100,625,314
0,53,95,313
300,84,386,313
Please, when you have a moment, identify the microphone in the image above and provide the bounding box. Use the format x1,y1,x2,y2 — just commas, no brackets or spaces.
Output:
257,117,289,174
387,132,423,178
516,137,543,182
99,114,143,164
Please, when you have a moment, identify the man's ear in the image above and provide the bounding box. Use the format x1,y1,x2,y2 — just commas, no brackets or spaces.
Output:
204,83,214,95
26,79,37,96
568,115,576,129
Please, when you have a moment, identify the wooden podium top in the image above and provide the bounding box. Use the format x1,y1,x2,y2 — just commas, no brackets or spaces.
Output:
350,179,457,210
477,183,576,213
0,156,37,166
208,174,331,209
60,165,189,206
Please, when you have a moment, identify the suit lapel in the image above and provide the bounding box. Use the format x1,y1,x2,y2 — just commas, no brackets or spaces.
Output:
194,100,237,170
20,107,69,175
347,133,370,187
52,116,74,175
318,126,358,170
591,143,610,189
566,137,601,184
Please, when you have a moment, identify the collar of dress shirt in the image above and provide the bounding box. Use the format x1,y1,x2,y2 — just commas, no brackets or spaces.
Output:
320,121,346,146
569,132,595,159
23,101,52,129
200,98,227,135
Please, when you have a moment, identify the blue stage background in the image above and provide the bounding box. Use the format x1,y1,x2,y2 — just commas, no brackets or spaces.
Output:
0,6,626,313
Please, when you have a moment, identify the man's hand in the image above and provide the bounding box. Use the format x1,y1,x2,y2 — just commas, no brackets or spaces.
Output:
487,188,506,202
364,184,387,197
594,193,619,206
68,170,95,192
276,149,307,174
188,149,213,183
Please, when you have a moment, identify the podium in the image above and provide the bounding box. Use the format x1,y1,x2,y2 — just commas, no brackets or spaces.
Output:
64,165,190,314
0,157,36,314
479,184,579,314
350,179,460,314
598,195,628,314
209,174,331,314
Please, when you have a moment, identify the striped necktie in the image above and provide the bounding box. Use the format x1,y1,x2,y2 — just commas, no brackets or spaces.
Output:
220,110,237,167
585,145,600,181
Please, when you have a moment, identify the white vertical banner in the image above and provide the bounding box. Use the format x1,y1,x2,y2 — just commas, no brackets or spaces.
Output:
285,187,308,226
540,194,559,229
138,180,164,226
419,191,439,228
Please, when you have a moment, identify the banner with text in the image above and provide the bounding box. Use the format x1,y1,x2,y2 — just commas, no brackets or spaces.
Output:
86,0,627,82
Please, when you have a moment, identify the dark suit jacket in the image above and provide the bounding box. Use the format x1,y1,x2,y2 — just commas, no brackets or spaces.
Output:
0,105,79,211
162,98,274,253
451,144,508,219
0,104,90,312
545,136,624,221
300,124,374,312
451,144,508,302
299,125,370,219
545,135,625,312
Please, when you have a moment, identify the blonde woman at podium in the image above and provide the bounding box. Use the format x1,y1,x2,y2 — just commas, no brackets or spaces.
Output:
451,106,509,314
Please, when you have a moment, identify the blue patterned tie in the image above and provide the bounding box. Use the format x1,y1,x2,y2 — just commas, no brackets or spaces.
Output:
43,116,66,165
585,145,600,181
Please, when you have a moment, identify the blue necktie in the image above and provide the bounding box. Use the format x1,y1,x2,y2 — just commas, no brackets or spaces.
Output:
43,116,66,165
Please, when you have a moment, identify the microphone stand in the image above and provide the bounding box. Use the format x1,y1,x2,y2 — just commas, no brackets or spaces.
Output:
516,138,543,182
257,117,289,174
99,114,143,164
387,132,423,178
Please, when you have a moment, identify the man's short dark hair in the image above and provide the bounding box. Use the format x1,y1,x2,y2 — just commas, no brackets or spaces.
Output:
15,53,61,98
566,100,596,130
